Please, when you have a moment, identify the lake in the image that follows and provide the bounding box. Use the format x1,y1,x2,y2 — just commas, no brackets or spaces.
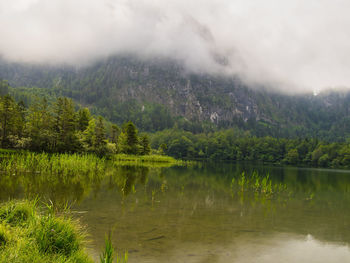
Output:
1,162,350,263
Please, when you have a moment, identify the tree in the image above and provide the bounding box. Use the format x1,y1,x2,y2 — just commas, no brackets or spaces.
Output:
139,134,151,155
0,95,20,147
123,121,139,154
284,148,299,165
0,80,9,96
110,124,120,144
77,108,91,132
83,119,96,150
94,116,107,148
159,143,167,155
52,97,79,152
25,98,53,151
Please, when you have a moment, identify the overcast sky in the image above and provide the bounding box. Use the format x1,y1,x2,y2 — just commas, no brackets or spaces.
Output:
0,0,349,93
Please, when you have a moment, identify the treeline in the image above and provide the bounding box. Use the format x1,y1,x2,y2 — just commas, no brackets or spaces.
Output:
0,93,151,156
151,129,350,168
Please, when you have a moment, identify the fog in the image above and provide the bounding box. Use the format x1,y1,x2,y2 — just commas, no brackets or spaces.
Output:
1,0,350,93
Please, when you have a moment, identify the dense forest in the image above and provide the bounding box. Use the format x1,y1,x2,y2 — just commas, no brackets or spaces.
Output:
0,81,151,157
1,79,350,168
151,129,350,167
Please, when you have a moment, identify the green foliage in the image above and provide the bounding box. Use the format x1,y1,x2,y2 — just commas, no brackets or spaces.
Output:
3,83,350,168
0,80,9,96
0,92,153,157
124,121,139,154
52,97,80,152
77,108,91,132
151,128,350,168
139,134,151,155
284,148,299,164
0,95,25,148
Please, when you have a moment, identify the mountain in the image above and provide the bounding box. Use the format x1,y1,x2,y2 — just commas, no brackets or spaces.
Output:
1,56,350,141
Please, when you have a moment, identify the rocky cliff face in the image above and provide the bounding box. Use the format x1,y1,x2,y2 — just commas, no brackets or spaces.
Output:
1,56,350,138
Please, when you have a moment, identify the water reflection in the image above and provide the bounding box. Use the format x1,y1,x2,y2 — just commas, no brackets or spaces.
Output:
1,162,350,262
161,234,350,263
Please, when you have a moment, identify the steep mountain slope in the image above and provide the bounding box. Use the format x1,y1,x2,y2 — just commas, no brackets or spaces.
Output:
0,56,350,140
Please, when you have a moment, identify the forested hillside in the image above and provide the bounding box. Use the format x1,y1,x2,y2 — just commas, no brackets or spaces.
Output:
1,56,350,141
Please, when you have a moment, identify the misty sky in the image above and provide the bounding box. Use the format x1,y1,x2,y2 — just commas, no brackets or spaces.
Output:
1,0,350,93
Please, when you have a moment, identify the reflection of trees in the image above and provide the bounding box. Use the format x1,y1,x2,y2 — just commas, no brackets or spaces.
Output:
1,162,350,246
0,165,152,205
106,166,150,197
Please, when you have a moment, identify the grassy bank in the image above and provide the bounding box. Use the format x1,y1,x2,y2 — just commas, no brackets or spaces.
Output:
0,152,107,177
0,151,184,177
112,154,186,167
0,200,93,263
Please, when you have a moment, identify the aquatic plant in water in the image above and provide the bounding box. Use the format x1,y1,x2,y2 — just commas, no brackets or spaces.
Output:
232,171,290,198
100,233,128,263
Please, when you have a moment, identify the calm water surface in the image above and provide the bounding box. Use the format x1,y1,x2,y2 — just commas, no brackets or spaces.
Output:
1,162,350,263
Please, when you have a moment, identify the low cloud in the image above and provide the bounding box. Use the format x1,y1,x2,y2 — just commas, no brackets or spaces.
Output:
1,0,350,93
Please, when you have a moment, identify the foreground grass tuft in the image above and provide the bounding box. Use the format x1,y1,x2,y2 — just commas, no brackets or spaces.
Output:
0,200,93,263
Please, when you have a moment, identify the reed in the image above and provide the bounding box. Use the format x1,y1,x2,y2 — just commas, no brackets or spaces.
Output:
232,171,289,197
100,234,114,263
100,233,128,263
0,151,184,177
0,151,107,177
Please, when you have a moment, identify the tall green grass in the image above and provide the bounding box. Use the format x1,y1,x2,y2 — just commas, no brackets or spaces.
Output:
99,234,128,263
0,151,184,177
99,233,128,263
0,151,107,177
0,200,93,263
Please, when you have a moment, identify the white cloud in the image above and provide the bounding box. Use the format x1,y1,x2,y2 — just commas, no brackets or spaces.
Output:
0,0,350,93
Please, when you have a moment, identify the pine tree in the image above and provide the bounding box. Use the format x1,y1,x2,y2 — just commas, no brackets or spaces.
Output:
77,108,91,132
25,98,53,151
0,80,9,96
83,119,96,150
52,97,79,152
110,124,120,144
139,134,151,155
124,121,139,155
159,143,167,155
0,95,18,147
94,116,107,148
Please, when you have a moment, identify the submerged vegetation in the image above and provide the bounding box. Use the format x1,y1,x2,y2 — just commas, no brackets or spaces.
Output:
0,200,93,263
